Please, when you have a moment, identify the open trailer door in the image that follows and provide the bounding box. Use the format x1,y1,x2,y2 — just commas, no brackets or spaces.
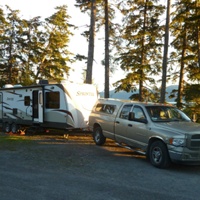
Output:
32,90,43,123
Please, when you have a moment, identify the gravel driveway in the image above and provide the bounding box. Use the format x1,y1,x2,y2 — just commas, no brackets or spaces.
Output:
1,132,200,200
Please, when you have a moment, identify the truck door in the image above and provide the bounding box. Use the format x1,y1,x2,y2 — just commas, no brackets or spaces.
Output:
114,104,133,144
126,106,149,148
115,104,148,148
32,90,43,123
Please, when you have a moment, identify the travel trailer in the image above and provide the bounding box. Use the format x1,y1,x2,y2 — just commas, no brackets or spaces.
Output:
0,80,98,133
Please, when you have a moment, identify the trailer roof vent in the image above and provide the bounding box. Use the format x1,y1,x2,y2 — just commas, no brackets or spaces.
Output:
38,80,49,85
13,84,22,88
3,84,13,88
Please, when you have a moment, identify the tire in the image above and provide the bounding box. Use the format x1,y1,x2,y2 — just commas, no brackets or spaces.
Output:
4,123,11,133
11,123,19,133
93,126,106,146
149,140,171,169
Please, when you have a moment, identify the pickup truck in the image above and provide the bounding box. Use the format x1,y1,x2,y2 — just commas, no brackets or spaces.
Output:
89,98,200,168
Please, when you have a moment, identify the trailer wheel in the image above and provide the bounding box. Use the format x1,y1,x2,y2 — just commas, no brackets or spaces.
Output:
4,123,11,133
11,123,19,134
93,126,106,146
149,140,171,169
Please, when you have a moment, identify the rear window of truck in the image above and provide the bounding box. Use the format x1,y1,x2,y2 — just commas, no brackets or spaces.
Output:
95,103,116,114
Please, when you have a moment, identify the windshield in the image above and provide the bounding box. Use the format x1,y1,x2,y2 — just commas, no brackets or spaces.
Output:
145,106,191,122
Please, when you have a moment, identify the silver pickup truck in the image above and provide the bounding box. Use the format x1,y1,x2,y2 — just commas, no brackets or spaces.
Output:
89,98,200,168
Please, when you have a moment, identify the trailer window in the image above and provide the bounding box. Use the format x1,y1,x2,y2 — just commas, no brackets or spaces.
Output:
24,96,30,106
45,92,60,109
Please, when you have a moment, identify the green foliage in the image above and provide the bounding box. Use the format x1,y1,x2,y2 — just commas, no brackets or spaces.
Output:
113,0,165,101
170,0,200,108
181,84,200,122
0,5,74,86
185,84,200,104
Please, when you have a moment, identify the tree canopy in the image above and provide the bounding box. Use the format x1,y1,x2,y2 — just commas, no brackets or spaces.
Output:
0,5,73,86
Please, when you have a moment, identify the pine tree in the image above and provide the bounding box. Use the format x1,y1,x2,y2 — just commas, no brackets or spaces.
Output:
0,6,22,84
35,5,73,83
114,0,165,101
104,0,109,97
86,0,96,84
75,0,97,84
160,0,171,103
171,0,198,108
18,16,45,85
0,7,8,86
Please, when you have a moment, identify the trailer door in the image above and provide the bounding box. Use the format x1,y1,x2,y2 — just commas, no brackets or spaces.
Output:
32,90,43,123
0,93,2,122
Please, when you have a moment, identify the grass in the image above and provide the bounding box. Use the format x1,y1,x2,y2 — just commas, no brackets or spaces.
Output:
0,135,34,151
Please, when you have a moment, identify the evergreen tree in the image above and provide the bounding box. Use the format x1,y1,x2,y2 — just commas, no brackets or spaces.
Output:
0,7,8,86
75,0,97,84
104,0,110,97
114,0,165,101
36,5,73,83
95,0,118,97
86,0,96,84
75,0,117,92
160,0,171,103
186,0,200,81
0,6,22,84
170,0,198,108
0,5,74,85
18,16,45,85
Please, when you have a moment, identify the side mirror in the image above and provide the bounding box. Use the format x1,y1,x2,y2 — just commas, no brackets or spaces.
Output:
128,112,148,124
128,112,135,121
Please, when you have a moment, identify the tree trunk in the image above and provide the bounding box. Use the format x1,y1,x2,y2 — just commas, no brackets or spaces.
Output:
104,0,110,98
177,27,187,109
140,0,148,102
196,0,200,69
86,0,96,84
177,48,185,109
160,0,170,103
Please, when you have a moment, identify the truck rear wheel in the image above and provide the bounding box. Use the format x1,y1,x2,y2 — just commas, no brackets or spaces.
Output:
149,140,171,169
93,126,106,146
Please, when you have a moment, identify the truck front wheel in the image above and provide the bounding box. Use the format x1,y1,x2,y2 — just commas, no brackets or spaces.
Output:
93,126,106,146
149,140,171,169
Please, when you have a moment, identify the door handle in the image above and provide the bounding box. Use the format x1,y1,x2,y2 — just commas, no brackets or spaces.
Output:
115,121,119,124
128,124,132,127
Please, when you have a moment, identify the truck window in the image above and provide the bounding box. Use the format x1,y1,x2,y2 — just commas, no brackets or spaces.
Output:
133,106,146,119
45,92,60,109
104,105,115,114
95,103,115,114
119,104,133,119
95,104,104,112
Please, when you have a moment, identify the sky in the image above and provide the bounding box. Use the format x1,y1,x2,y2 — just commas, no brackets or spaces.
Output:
0,0,124,91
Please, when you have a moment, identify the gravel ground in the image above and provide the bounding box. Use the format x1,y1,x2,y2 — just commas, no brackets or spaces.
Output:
1,131,200,200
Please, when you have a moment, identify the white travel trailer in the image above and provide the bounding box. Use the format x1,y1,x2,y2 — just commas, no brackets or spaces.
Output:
0,80,98,133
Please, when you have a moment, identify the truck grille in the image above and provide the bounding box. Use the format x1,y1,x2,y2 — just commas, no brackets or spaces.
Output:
190,134,200,148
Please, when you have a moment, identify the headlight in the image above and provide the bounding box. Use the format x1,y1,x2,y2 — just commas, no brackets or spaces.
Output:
169,138,185,146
